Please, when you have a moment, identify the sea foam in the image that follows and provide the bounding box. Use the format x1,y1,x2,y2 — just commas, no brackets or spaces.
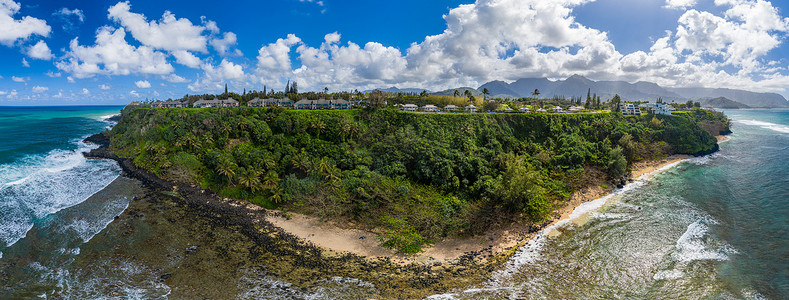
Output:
736,119,789,134
0,141,120,248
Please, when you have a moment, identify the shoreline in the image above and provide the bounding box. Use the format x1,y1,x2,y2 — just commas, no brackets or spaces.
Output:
82,133,725,266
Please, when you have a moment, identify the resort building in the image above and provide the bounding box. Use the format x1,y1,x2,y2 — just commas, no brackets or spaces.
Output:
552,106,564,112
193,98,239,108
248,98,295,108
465,104,477,113
444,105,459,112
403,104,418,112
520,107,530,112
536,108,547,112
621,103,641,115
569,106,585,112
294,98,352,110
151,100,187,108
422,104,439,112
639,103,673,115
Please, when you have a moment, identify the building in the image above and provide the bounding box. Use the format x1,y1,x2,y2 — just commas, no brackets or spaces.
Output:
444,105,459,112
621,103,641,115
422,104,439,112
402,104,418,112
248,98,295,108
552,106,564,112
294,98,352,110
520,107,530,113
465,104,477,113
569,106,585,112
151,100,187,108
193,98,239,108
639,103,673,115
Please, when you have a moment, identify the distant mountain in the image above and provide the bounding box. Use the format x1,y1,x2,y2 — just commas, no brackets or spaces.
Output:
477,75,789,108
367,87,432,94
433,87,483,97
669,88,788,108
699,97,750,109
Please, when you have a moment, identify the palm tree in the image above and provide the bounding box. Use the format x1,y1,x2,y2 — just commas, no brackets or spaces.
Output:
532,89,540,98
318,157,333,179
262,170,280,189
216,158,238,184
237,167,262,192
453,90,460,97
482,88,490,101
269,187,283,204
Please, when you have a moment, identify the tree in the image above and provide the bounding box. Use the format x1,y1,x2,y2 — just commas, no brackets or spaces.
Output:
532,89,540,98
216,157,237,184
694,101,701,108
291,81,298,94
263,85,266,96
324,87,329,95
224,83,228,95
369,90,386,109
237,167,262,192
482,88,490,101
483,100,498,112
612,94,622,112
453,90,460,97
606,146,628,178
586,88,591,104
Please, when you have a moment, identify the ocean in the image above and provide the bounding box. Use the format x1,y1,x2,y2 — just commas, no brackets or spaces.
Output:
0,106,787,299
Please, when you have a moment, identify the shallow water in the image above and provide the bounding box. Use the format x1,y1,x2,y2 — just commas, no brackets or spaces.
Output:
2,107,787,299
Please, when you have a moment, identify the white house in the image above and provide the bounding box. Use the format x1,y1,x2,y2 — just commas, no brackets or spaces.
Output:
444,104,459,112
193,98,239,108
622,103,641,115
465,104,477,113
403,104,418,112
520,107,530,113
422,104,439,112
639,103,673,115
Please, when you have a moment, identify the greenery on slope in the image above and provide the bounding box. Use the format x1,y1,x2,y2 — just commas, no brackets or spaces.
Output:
109,107,723,253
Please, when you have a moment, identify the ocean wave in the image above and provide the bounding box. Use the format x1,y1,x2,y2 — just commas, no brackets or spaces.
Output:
62,195,130,243
672,219,736,263
736,119,789,133
0,141,121,248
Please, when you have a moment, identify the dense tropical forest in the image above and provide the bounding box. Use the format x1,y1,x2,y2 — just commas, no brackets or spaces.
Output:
108,107,728,253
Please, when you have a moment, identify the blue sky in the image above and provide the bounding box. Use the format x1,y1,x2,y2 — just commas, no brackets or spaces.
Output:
0,0,787,105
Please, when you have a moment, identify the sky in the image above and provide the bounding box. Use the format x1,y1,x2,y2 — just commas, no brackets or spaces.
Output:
0,0,787,105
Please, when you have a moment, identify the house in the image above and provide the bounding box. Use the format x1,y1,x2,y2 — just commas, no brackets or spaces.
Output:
520,107,530,113
422,104,439,112
569,106,585,112
536,108,547,112
294,98,352,110
151,100,187,108
193,98,239,108
403,104,418,112
639,103,673,115
504,107,513,112
444,104,459,112
249,98,295,108
552,106,564,112
621,103,641,115
465,104,477,113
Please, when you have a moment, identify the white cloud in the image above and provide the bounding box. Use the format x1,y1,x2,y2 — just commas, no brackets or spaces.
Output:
99,84,110,90
11,76,26,82
0,0,51,46
108,1,208,52
299,0,325,7
82,88,90,94
210,31,237,55
163,73,189,83
172,50,201,68
665,0,697,9
45,71,61,77
32,85,48,93
129,90,140,97
188,59,246,91
135,80,151,88
6,89,17,98
54,7,84,22
56,27,174,78
21,57,28,67
27,40,53,60
67,76,75,83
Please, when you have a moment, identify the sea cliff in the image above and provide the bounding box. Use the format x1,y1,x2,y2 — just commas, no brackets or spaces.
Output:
102,107,727,254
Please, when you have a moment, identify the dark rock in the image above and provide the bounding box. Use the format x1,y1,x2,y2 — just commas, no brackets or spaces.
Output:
185,245,199,254
160,274,171,280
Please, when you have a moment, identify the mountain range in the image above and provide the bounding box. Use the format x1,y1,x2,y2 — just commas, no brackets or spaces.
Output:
471,75,788,108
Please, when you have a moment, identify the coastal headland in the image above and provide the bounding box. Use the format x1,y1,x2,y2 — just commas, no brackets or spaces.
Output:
83,107,730,297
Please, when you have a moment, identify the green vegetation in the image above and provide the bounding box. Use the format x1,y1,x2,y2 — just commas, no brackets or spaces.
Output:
109,107,725,253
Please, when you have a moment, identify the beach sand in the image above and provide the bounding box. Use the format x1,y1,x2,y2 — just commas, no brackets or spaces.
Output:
266,151,707,264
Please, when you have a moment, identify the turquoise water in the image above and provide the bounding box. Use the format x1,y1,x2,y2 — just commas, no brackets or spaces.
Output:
1,107,787,298
0,106,123,252
437,109,789,299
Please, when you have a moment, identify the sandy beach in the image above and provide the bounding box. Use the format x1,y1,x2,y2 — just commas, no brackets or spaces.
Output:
266,151,708,264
